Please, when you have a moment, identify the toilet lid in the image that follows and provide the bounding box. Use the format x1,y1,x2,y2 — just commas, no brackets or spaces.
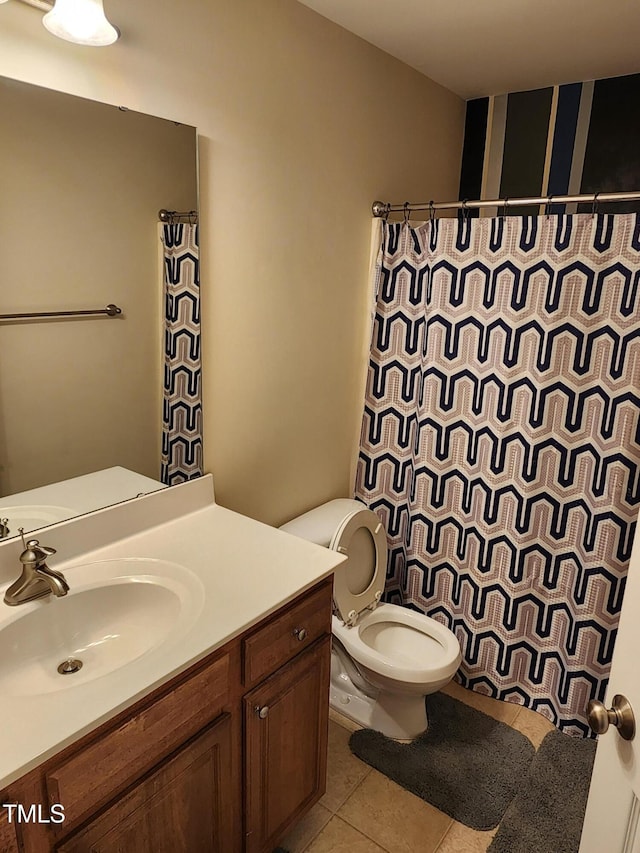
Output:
330,508,387,626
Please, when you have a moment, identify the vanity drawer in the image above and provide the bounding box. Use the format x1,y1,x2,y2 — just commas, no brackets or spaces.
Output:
45,651,230,828
243,578,332,687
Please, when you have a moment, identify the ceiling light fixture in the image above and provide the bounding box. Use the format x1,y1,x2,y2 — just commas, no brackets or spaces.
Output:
5,0,120,45
42,0,119,46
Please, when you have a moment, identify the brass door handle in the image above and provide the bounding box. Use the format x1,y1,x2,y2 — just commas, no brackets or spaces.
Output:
587,695,635,740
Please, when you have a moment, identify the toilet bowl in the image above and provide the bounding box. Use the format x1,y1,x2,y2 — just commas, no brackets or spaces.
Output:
280,499,461,740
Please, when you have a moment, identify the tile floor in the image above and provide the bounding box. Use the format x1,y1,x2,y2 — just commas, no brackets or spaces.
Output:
279,681,558,853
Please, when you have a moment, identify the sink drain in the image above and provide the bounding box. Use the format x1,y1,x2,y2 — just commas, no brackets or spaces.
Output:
57,658,83,675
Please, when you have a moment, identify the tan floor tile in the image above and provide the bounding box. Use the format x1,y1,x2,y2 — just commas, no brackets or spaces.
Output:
435,819,498,853
306,816,387,853
511,703,557,748
319,721,372,813
440,681,522,726
329,706,362,734
338,768,452,853
278,803,332,853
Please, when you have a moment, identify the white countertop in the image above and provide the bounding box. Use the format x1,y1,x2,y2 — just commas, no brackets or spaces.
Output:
0,476,345,789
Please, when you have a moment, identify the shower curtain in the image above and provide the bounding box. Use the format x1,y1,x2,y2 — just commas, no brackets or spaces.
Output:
355,213,640,735
160,222,203,485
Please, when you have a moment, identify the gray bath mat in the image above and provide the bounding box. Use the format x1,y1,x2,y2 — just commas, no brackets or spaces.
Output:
349,691,535,830
488,728,596,853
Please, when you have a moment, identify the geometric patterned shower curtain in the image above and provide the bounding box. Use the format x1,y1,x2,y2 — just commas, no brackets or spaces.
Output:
160,222,203,485
355,214,640,736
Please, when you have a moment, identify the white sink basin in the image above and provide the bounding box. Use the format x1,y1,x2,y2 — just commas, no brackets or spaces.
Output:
0,558,203,695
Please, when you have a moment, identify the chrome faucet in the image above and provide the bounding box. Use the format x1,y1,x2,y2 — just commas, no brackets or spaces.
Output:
3,528,70,606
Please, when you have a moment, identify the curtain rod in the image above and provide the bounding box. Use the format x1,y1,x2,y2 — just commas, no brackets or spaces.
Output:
372,191,640,218
158,209,198,223
0,304,122,321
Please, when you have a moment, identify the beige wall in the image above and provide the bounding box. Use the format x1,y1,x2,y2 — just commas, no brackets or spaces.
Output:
0,79,197,495
0,0,465,524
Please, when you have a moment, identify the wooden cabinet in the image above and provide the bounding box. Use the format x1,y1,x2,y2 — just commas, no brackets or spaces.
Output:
244,637,331,853
58,715,234,853
3,577,333,853
0,806,21,853
46,652,230,831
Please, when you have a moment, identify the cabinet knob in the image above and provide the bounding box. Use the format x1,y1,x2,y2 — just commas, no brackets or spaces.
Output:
293,626,308,642
255,705,269,720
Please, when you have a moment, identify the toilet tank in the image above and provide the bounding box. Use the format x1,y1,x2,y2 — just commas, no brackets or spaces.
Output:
279,498,367,547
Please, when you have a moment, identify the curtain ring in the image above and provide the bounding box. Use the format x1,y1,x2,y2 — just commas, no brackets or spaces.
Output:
501,198,509,219
592,192,600,218
383,203,390,223
429,200,435,225
403,201,411,225
461,199,470,222
544,195,553,218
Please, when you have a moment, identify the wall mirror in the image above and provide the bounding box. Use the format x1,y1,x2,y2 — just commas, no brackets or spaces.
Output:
0,75,199,541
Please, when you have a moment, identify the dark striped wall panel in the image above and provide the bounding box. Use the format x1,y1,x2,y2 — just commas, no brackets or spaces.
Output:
547,82,582,213
499,87,553,215
579,73,640,213
459,97,489,211
459,72,640,215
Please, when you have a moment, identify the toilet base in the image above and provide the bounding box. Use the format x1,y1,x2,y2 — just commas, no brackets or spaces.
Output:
330,652,428,740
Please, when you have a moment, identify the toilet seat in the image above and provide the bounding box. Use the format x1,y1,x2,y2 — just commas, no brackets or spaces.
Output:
330,507,387,627
332,603,461,685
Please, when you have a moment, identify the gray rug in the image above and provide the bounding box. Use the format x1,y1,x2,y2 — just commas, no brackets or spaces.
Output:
349,692,535,830
488,728,596,853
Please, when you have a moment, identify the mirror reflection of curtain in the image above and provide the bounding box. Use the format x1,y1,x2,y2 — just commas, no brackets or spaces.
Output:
160,223,203,485
356,213,640,736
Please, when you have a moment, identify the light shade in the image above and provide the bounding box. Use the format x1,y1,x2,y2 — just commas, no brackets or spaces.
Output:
43,0,118,46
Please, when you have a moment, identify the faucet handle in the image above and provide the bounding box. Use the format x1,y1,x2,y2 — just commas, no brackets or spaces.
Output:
17,530,56,565
27,540,57,558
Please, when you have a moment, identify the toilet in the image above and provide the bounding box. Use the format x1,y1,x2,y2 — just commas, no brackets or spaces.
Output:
280,498,461,740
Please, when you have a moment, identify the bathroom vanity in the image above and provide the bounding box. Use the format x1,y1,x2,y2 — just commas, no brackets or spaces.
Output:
0,477,343,852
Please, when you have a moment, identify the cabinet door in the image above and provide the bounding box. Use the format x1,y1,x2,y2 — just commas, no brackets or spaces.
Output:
244,636,330,853
0,806,21,853
57,714,234,853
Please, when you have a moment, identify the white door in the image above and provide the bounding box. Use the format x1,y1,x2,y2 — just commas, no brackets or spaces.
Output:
579,531,640,853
